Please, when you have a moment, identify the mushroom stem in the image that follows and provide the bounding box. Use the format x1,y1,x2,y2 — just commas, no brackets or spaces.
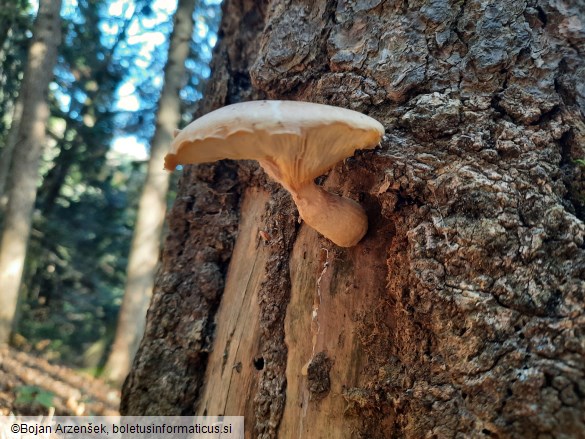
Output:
291,182,368,247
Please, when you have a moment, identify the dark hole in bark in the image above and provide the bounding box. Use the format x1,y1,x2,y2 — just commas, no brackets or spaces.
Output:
253,357,265,370
535,5,548,25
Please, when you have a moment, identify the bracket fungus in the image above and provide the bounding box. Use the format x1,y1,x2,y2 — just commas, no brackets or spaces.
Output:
164,100,384,247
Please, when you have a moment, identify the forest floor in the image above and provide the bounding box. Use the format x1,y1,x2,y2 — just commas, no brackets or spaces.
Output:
0,345,119,416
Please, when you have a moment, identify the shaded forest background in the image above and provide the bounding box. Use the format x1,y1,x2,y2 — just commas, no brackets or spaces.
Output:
0,0,220,375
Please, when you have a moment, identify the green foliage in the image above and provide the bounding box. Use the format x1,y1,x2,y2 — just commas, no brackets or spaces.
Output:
0,0,34,148
14,385,55,409
20,159,145,364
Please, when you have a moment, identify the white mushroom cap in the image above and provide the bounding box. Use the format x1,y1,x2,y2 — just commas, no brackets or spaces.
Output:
166,101,382,187
165,100,384,246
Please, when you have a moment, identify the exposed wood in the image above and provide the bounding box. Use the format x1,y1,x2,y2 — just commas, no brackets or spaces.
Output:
196,188,270,420
281,197,393,438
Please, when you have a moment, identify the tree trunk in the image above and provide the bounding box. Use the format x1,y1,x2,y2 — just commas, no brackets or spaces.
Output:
102,0,199,386
0,0,62,344
123,1,585,438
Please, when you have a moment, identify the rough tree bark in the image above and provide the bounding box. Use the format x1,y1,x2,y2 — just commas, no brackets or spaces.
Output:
103,0,198,385
123,1,585,438
0,0,62,344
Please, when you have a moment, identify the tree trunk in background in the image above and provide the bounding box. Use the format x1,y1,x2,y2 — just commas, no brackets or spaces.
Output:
123,0,585,437
0,0,62,344
102,0,198,386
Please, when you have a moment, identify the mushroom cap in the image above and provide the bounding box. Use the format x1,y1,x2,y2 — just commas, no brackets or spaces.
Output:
165,100,384,192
